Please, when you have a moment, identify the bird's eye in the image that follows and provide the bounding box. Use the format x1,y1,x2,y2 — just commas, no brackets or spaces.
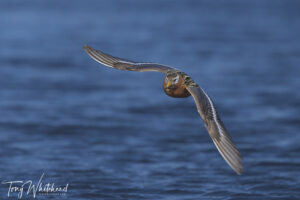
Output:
173,77,179,84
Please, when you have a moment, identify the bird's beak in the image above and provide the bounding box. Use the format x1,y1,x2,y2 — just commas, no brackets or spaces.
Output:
166,81,172,88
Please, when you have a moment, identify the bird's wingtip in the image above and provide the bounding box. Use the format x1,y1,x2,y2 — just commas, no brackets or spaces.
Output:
236,170,242,176
83,44,90,50
237,166,244,175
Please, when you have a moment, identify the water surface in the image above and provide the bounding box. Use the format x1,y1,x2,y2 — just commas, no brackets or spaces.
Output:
0,0,299,199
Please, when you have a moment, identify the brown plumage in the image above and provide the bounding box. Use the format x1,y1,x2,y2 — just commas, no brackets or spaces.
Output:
163,72,191,98
83,45,243,175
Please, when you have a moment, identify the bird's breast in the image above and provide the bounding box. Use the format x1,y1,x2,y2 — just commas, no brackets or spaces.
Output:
163,87,191,98
163,80,191,98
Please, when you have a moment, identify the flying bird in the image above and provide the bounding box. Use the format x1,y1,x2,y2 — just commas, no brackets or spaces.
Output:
83,45,243,175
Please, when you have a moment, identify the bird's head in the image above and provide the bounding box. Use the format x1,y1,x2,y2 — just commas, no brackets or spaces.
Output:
163,73,180,91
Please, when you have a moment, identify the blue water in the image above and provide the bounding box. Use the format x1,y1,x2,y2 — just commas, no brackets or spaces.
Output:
0,0,300,199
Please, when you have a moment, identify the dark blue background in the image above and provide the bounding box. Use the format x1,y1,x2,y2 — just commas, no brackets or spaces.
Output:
0,0,299,199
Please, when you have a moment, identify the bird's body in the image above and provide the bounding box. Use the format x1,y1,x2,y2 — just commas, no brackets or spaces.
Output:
163,71,191,98
83,45,243,175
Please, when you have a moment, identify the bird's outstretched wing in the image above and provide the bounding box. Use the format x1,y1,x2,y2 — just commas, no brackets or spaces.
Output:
186,84,243,175
84,45,243,174
83,45,174,73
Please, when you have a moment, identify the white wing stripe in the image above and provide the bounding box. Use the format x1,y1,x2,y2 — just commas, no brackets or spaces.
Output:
118,60,134,64
200,88,224,136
